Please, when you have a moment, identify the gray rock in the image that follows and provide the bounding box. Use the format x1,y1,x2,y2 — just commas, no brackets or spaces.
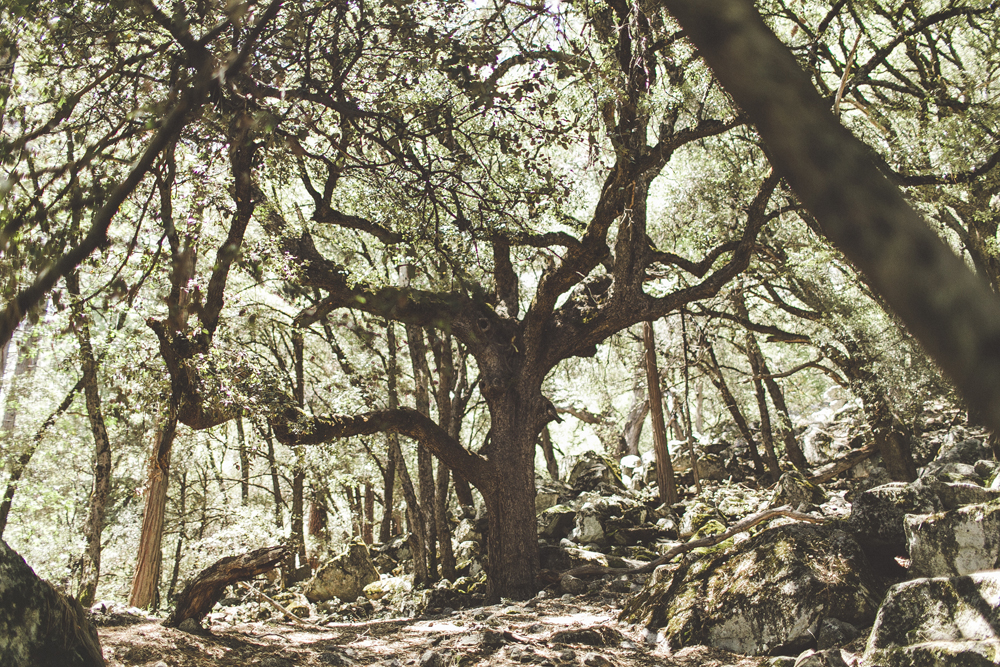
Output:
621,523,884,656
793,649,854,667
564,451,624,492
847,481,941,565
862,571,1000,667
539,505,577,540
0,539,105,667
418,650,445,667
816,618,860,650
560,574,588,595
772,471,828,509
571,510,605,545
934,437,991,465
905,500,1000,578
678,501,725,536
178,617,201,633
304,539,379,602
581,653,614,667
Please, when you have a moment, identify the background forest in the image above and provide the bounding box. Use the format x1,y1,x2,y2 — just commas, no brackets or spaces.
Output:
1,0,999,609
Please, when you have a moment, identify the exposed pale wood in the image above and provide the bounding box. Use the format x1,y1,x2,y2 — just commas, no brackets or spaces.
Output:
163,545,288,627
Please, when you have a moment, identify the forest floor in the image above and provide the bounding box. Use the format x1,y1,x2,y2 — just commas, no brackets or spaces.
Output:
96,589,785,667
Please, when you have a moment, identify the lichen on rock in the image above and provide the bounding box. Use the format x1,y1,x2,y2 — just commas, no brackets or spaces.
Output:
620,522,884,656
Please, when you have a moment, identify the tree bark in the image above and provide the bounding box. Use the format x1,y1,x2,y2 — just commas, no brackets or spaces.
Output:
166,470,187,602
620,384,648,458
379,435,397,543
386,320,429,584
130,397,178,610
236,414,249,505
264,429,284,529
363,483,375,545
643,321,677,505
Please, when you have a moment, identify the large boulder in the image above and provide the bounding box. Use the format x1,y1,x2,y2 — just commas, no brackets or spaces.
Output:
621,522,884,656
862,571,1000,667
905,499,1000,578
304,539,379,602
564,451,624,492
846,481,941,571
0,539,105,667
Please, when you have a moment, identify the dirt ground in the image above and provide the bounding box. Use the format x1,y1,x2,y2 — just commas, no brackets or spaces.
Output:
97,591,772,667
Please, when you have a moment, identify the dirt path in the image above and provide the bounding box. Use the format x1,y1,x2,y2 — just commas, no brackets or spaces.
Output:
98,592,769,667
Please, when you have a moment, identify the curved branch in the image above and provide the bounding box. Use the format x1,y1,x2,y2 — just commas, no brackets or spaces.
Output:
271,406,493,492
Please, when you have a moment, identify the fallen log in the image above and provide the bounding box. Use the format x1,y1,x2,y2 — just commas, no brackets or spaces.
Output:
163,544,288,628
558,506,824,579
808,442,878,485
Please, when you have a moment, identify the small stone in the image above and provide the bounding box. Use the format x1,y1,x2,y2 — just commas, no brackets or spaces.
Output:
418,650,445,667
560,574,587,595
581,653,614,667
178,617,201,633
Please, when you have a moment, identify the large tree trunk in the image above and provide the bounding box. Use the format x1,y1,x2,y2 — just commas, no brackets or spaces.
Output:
130,398,178,610
68,271,113,607
643,321,677,506
480,392,543,602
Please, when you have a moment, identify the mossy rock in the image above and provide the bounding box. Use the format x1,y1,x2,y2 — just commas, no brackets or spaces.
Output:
621,522,885,656
863,571,1000,667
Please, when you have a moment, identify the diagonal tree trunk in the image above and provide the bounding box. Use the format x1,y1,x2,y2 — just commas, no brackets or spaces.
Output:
67,270,114,606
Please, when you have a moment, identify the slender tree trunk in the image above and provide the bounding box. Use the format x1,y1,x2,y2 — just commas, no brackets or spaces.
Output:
386,319,429,584
435,460,456,580
1,320,36,436
379,435,397,542
264,430,284,529
363,484,375,545
284,331,309,584
761,367,807,471
748,351,781,482
0,379,81,537
704,344,767,478
539,427,560,480
130,397,179,610
237,413,249,505
680,311,701,493
643,321,677,506
167,470,187,601
620,382,648,457
67,271,114,606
